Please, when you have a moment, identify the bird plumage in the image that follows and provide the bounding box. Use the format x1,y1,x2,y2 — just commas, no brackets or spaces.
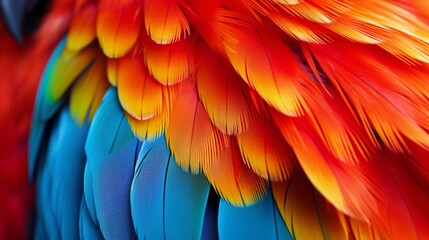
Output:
3,0,428,239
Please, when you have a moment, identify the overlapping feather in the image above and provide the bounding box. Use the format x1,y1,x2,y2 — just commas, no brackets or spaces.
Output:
30,0,429,239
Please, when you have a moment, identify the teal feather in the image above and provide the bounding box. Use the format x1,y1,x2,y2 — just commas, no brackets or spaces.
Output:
34,105,88,240
130,136,210,239
83,164,99,226
218,191,293,240
79,197,103,240
85,88,138,240
36,164,59,239
29,37,67,180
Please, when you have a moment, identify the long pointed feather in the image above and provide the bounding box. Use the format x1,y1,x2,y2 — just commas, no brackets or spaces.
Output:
30,36,98,178
196,46,257,135
166,79,228,173
272,171,349,240
237,116,297,181
29,37,67,179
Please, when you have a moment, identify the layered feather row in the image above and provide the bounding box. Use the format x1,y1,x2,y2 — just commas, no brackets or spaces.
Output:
37,0,429,238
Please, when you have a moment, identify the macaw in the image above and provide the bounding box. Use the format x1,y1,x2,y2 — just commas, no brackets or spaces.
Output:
6,0,429,239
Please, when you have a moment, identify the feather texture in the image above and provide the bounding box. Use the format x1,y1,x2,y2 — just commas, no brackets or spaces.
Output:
166,79,228,173
309,42,429,153
236,116,296,181
272,109,382,220
45,44,97,104
34,106,88,240
67,1,96,52
26,0,429,239
218,191,292,240
204,137,267,206
106,58,119,87
29,37,69,179
126,103,170,140
30,36,105,178
272,171,349,240
117,55,165,121
196,47,257,135
130,135,210,239
69,55,109,125
84,89,138,240
144,0,190,44
216,11,318,116
145,38,196,85
79,197,103,240
96,0,142,58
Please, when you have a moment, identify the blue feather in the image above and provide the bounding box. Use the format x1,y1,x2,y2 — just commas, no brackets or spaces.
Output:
218,191,293,240
79,197,104,240
85,88,138,240
83,164,99,227
34,105,88,240
36,167,59,239
130,136,210,239
29,37,67,180
33,216,48,240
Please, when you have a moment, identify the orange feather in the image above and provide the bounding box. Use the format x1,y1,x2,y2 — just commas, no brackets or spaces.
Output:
272,109,381,221
347,219,383,240
127,82,181,140
117,55,165,121
27,1,429,239
144,38,196,85
165,79,228,174
126,108,169,140
143,0,190,44
309,42,429,153
97,0,142,58
196,46,257,135
272,171,349,240
67,2,96,51
214,11,321,116
236,116,296,181
203,137,267,206
106,58,118,87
